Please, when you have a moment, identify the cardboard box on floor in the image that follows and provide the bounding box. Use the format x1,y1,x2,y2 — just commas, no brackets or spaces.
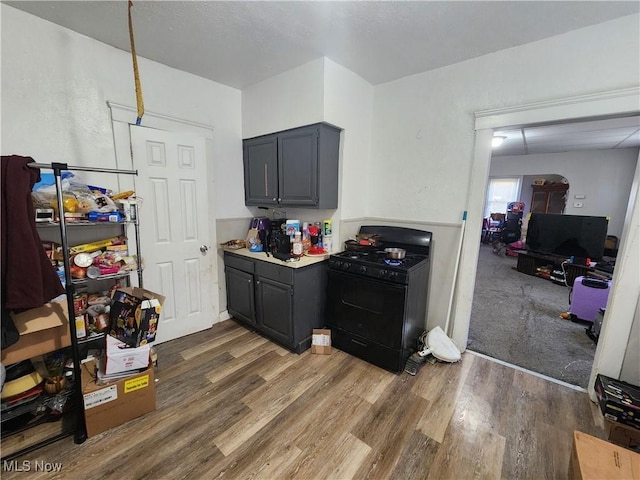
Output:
109,287,165,347
311,329,331,355
81,359,156,437
605,419,640,453
2,299,71,365
569,430,640,480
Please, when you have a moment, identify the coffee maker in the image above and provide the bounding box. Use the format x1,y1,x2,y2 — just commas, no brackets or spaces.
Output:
268,218,290,255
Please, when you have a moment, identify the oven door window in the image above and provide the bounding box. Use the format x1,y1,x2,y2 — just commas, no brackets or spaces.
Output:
326,271,406,348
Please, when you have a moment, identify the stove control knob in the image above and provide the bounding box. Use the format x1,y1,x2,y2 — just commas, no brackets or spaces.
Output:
378,269,387,278
389,272,398,280
342,262,351,271
358,266,367,274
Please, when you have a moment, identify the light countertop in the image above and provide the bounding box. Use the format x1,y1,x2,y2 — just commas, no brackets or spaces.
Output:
222,248,329,268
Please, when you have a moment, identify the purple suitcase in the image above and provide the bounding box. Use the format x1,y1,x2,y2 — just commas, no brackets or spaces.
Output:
570,276,612,323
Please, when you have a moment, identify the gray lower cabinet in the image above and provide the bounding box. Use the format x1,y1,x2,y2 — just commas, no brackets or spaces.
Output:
225,266,256,326
224,251,327,353
243,123,341,208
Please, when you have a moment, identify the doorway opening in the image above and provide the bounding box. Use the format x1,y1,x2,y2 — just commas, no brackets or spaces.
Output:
467,117,638,389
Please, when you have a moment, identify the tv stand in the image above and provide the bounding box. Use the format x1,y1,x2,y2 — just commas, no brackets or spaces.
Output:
515,251,592,286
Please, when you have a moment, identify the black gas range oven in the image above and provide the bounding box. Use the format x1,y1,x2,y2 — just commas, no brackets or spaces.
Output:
325,226,432,373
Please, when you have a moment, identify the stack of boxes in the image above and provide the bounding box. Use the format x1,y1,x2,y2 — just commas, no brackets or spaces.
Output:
81,287,164,437
594,374,640,453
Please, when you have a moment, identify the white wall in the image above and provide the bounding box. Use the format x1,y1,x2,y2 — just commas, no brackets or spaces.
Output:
323,59,374,221
371,14,640,224
1,5,242,221
491,148,639,238
241,58,325,139
1,5,243,325
241,57,374,243
371,15,639,338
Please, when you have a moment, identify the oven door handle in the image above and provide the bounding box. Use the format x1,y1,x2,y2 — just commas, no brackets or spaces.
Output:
351,338,368,347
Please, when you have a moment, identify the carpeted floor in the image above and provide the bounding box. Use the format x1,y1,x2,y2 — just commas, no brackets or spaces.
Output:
468,243,597,388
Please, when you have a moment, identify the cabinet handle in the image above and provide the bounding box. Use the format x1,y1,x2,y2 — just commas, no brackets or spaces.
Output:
264,164,268,196
351,338,367,347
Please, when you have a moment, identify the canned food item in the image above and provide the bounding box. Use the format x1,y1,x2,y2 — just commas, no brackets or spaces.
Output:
95,313,109,332
86,266,102,279
322,219,332,236
73,292,88,315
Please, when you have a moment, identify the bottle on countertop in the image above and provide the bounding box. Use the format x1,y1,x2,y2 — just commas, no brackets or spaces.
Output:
292,231,303,257
323,219,332,237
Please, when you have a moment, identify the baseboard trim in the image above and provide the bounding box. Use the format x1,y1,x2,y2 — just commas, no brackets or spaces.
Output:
466,350,587,392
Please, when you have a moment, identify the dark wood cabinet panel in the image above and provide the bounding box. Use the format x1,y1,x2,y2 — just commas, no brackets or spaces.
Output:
530,184,568,214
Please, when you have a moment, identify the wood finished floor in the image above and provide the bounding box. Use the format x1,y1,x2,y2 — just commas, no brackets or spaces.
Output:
3,319,607,480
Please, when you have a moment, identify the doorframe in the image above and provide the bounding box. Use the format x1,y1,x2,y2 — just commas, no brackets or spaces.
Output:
450,87,640,398
106,101,222,322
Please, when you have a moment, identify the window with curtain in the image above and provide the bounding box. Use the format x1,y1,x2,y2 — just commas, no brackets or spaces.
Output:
485,177,521,218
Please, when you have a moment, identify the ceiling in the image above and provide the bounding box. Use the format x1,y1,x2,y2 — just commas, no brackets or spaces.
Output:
4,0,640,155
5,1,639,89
493,115,640,157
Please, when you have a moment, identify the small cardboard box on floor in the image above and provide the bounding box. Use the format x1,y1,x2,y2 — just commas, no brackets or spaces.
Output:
81,359,155,437
311,329,331,355
109,287,164,347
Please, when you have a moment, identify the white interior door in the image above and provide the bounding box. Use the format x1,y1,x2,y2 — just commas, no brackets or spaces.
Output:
130,125,214,343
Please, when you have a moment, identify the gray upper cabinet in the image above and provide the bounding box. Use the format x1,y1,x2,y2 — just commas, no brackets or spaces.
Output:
243,134,279,206
243,123,341,208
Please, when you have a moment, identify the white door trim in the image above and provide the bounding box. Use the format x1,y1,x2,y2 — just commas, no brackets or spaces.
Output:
107,101,214,137
475,87,640,129
451,87,640,398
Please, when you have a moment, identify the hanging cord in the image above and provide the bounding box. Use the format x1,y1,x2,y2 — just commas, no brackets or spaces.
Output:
128,1,144,125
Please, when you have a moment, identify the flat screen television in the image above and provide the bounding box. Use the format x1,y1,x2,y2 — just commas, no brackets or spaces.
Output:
525,213,609,261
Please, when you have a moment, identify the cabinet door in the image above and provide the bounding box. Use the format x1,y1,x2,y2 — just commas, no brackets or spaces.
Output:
243,134,279,206
277,126,319,207
256,276,293,345
547,191,567,214
226,267,256,325
531,191,548,213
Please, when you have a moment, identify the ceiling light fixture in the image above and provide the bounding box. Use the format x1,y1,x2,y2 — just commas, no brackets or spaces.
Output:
492,135,507,148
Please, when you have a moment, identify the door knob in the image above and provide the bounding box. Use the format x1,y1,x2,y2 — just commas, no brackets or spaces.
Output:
200,245,209,254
